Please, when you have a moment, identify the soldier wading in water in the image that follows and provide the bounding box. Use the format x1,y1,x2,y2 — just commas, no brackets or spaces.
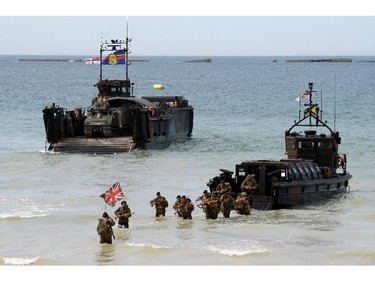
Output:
197,192,220,220
173,195,183,217
150,192,169,217
181,198,194,219
114,201,132,229
97,212,115,244
235,192,251,215
174,195,194,220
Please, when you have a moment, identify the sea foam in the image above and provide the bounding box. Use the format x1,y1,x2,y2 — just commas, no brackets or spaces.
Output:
1,256,40,265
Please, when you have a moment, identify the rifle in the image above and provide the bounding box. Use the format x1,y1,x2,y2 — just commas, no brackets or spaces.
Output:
115,212,135,219
109,225,115,240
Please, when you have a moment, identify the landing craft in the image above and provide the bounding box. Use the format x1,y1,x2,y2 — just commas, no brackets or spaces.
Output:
207,83,352,210
43,35,194,153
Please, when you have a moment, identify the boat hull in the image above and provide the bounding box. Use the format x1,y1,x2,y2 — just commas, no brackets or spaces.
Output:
47,136,136,153
43,99,194,153
208,159,352,211
270,174,352,209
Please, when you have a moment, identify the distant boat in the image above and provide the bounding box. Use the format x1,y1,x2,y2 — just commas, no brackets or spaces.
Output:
184,58,212,63
272,59,278,63
85,57,100,64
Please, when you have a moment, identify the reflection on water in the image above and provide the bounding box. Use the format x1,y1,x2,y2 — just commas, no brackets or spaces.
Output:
176,219,194,230
114,228,132,241
96,244,115,264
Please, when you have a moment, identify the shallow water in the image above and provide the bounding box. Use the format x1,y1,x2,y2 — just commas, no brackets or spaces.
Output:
0,55,374,268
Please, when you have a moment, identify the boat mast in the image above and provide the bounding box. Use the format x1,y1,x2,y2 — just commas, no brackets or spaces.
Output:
99,33,103,81
307,82,314,126
125,19,130,82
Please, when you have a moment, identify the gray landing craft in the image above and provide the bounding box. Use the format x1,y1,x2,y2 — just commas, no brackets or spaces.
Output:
207,83,352,210
43,36,194,153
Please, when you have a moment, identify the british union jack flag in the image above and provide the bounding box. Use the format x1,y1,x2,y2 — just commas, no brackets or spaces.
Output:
100,181,125,207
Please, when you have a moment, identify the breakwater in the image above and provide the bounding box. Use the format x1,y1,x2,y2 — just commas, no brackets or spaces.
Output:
286,58,352,62
19,58,83,62
18,58,149,63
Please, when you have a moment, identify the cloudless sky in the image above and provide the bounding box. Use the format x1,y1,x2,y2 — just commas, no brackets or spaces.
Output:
1,1,375,56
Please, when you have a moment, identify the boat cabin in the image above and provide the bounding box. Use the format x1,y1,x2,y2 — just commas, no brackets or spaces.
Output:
234,159,323,197
285,130,341,173
96,79,132,98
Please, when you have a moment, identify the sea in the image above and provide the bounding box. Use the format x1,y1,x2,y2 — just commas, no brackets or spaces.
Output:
0,55,374,278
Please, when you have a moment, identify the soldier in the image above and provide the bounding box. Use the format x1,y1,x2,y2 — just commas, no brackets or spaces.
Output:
215,182,232,194
196,190,211,203
219,193,235,218
92,94,100,105
181,198,194,220
241,174,257,193
97,212,115,244
201,195,220,219
114,201,132,229
173,195,183,217
150,192,169,217
235,192,251,216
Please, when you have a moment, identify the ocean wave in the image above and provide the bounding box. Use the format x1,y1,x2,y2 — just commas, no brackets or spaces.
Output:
1,256,40,265
207,241,269,257
126,242,173,250
0,212,50,220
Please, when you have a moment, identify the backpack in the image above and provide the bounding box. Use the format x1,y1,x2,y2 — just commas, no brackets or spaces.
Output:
97,219,110,235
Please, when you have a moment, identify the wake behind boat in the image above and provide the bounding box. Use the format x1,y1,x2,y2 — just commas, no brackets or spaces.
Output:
207,83,352,210
43,35,194,153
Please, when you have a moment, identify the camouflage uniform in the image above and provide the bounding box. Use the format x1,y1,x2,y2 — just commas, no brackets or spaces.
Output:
97,212,115,244
219,193,235,218
241,174,257,193
235,192,251,216
181,198,194,220
150,192,169,217
196,190,211,203
114,201,132,229
173,195,183,217
215,182,232,194
202,197,220,219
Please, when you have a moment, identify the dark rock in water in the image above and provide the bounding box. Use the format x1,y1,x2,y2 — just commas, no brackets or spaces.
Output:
184,58,212,63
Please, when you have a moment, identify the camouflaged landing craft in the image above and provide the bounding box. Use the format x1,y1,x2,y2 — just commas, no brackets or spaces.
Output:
207,83,352,210
43,36,194,153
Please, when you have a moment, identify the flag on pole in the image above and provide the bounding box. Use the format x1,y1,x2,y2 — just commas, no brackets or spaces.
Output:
100,181,125,207
295,91,311,101
103,49,126,65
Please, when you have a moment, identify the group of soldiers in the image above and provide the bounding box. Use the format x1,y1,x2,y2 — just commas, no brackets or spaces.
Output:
172,195,195,219
196,190,251,220
97,174,258,244
97,192,171,244
197,173,258,219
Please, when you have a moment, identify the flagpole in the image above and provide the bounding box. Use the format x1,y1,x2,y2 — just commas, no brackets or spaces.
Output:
299,92,302,120
125,17,129,82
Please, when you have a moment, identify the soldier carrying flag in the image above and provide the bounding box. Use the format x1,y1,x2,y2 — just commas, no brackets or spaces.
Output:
97,181,125,243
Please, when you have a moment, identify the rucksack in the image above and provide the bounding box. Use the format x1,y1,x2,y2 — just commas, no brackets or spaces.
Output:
97,219,110,235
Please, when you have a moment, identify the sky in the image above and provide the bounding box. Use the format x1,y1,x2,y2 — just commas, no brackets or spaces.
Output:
1,1,375,56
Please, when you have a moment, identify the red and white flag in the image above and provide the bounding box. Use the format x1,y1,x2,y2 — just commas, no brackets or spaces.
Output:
295,91,311,102
100,181,125,207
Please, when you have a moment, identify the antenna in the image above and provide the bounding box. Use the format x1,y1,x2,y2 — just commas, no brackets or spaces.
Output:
99,32,104,81
320,89,323,121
